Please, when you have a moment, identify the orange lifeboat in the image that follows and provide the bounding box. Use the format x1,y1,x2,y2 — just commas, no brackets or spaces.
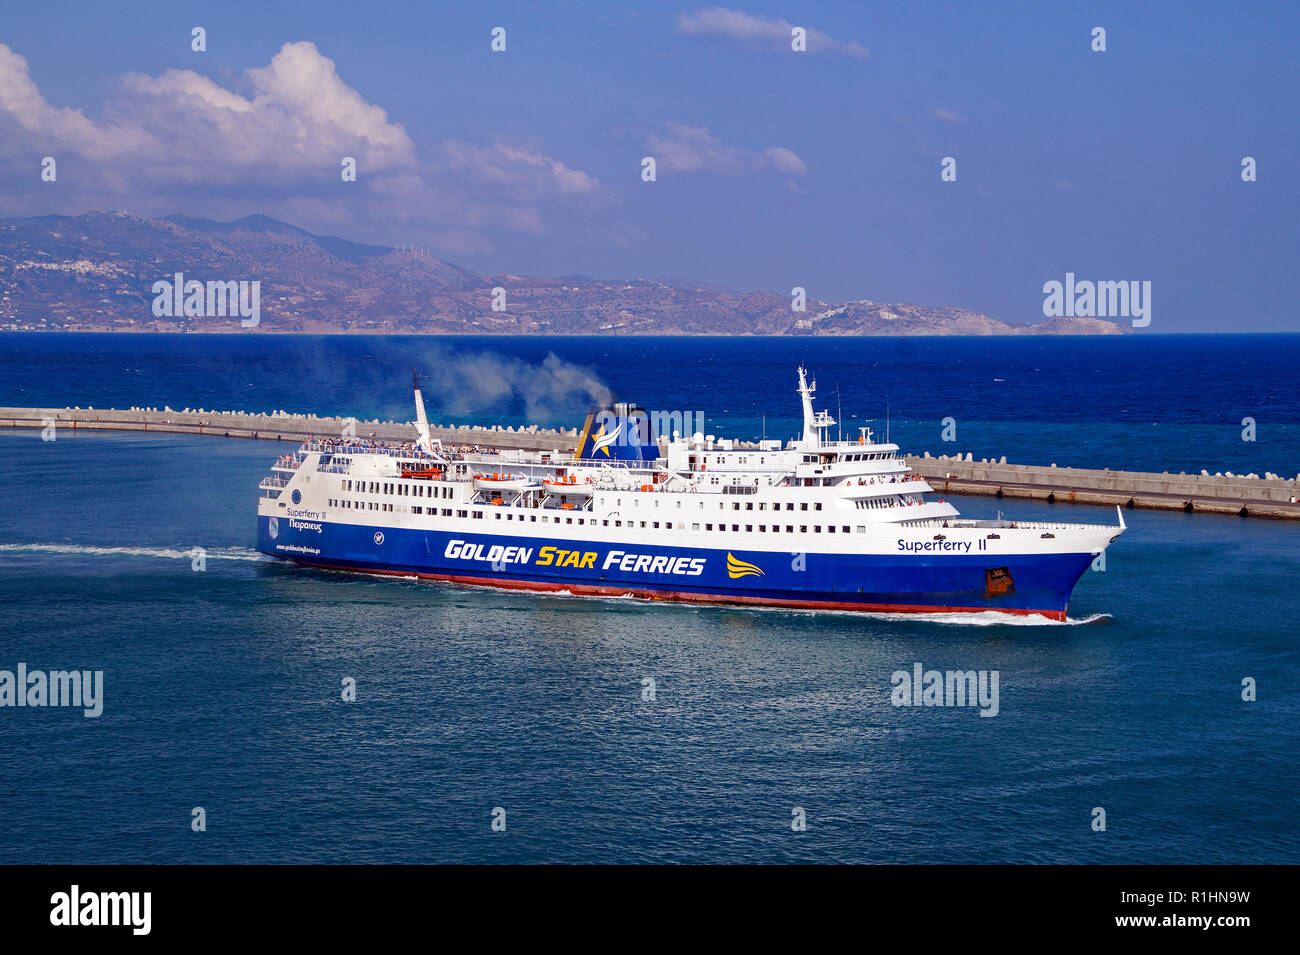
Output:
403,465,443,479
543,475,593,496
473,472,529,492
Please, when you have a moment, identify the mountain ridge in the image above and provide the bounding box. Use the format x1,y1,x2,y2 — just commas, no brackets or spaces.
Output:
0,211,1126,336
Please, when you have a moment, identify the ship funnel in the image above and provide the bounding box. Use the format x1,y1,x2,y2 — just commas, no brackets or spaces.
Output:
574,402,660,462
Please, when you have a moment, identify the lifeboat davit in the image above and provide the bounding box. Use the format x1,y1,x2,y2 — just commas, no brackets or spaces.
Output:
473,472,529,492
542,475,593,496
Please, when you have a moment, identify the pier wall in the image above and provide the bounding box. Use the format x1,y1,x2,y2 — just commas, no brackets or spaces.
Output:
905,453,1300,519
0,406,579,452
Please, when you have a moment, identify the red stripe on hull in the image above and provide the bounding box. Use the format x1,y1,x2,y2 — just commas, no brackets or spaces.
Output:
288,559,1069,622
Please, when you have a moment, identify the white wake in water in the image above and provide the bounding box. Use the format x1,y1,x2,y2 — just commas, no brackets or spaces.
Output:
0,543,269,562
453,582,1110,626
660,601,1112,626
1,548,1107,627
854,609,1112,627
544,589,640,601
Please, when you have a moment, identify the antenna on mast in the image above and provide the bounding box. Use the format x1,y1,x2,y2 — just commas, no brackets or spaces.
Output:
836,385,842,444
886,399,890,444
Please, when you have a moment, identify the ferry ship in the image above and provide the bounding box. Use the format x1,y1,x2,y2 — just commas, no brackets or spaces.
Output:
256,368,1125,620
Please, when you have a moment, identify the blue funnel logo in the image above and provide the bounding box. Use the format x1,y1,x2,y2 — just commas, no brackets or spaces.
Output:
576,404,659,462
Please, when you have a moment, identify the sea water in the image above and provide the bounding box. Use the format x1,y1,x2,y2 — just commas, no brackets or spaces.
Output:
0,334,1296,863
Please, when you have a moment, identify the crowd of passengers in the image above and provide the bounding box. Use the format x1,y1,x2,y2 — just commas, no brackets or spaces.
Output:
289,436,505,463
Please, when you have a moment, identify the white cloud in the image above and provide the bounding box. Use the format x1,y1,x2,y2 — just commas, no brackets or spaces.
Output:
442,140,600,197
764,146,807,175
676,7,869,58
0,41,599,246
647,122,808,177
0,42,415,182
0,44,155,159
934,108,966,123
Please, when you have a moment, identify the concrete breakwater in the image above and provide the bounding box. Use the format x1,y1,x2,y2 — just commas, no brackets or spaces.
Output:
0,405,579,452
906,453,1300,520
3,405,1298,520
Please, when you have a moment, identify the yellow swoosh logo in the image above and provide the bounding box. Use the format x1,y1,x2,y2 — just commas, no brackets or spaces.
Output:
727,552,764,579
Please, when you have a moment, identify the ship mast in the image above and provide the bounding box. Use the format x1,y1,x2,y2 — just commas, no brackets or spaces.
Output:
796,365,836,448
412,366,435,454
797,366,818,446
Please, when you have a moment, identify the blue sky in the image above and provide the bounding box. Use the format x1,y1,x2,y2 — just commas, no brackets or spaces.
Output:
1,0,1297,330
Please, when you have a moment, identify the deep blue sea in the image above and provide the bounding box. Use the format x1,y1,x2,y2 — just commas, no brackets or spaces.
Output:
3,332,1298,476
0,333,1297,864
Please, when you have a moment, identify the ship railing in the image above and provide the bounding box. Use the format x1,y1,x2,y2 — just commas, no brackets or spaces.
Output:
295,437,552,465
905,517,1110,531
683,465,786,474
812,438,897,450
471,494,594,512
988,518,1114,531
296,438,442,461
269,452,304,470
495,449,550,464
571,458,666,471
841,475,926,488
259,476,289,490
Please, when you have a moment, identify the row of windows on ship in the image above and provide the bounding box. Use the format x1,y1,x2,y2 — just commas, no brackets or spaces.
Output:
330,479,920,512
319,500,885,536
686,451,898,467
805,452,897,463
341,479,454,498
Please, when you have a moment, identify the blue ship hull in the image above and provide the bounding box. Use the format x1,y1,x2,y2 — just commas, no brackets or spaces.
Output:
257,516,1093,619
